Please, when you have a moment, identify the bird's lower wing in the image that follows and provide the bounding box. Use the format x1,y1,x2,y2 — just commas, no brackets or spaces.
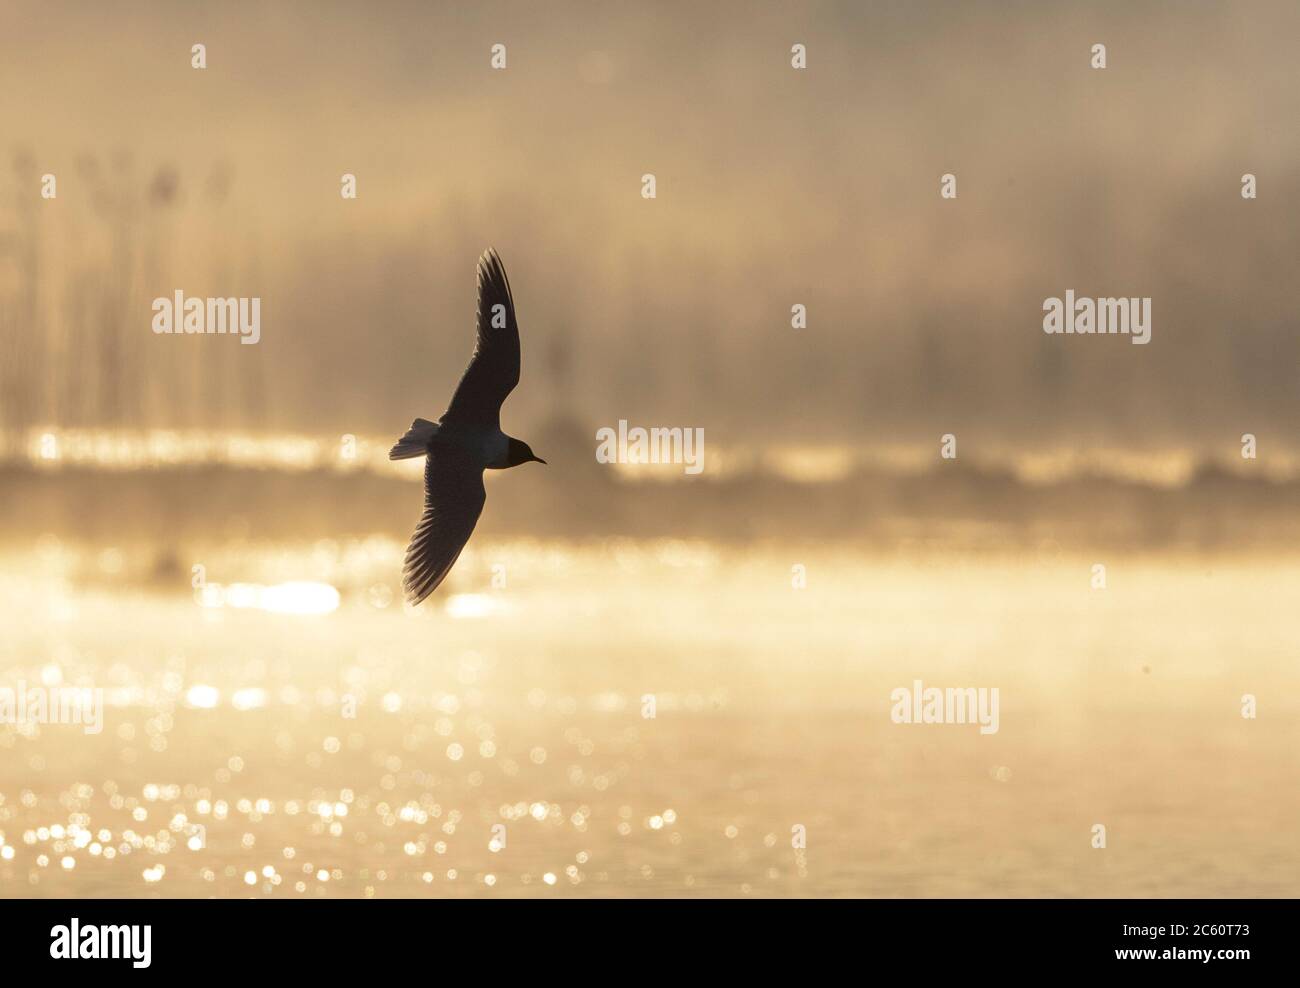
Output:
402,445,487,606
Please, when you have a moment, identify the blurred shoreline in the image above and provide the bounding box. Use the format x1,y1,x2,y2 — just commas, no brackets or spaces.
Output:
3,422,1299,552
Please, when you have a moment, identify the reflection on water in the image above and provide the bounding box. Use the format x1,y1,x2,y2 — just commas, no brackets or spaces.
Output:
1,541,1297,898
197,581,341,616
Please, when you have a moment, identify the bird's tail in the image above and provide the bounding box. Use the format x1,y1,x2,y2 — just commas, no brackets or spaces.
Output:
388,418,438,460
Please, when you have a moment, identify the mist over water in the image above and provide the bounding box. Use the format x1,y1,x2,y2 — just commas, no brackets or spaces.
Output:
2,0,1298,445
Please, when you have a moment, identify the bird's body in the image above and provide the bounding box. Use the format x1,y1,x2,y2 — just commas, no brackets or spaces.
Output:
455,424,510,469
389,249,545,606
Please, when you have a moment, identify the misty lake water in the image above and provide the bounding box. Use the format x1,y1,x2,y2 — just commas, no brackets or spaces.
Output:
2,540,1297,897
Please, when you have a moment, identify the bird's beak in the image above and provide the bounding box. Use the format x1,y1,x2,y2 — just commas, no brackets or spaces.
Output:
534,456,547,465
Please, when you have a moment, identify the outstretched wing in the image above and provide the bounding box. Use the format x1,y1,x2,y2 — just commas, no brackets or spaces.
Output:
402,442,487,606
441,248,520,427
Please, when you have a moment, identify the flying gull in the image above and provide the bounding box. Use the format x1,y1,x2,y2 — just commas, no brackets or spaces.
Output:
389,248,545,605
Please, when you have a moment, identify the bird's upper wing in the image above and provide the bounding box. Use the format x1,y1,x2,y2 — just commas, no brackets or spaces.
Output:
441,248,520,427
402,442,487,606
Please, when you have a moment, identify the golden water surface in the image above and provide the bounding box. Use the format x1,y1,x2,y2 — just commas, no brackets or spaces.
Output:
2,540,1295,897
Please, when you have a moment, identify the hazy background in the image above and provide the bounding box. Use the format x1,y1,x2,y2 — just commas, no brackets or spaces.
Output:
2,0,1298,448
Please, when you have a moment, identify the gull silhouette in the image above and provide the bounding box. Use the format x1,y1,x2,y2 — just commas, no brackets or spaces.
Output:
389,248,545,606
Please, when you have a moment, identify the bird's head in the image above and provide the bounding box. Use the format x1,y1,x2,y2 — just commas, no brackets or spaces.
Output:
507,437,547,467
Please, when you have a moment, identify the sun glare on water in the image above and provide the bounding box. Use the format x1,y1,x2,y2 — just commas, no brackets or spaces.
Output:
443,593,506,620
196,581,340,616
